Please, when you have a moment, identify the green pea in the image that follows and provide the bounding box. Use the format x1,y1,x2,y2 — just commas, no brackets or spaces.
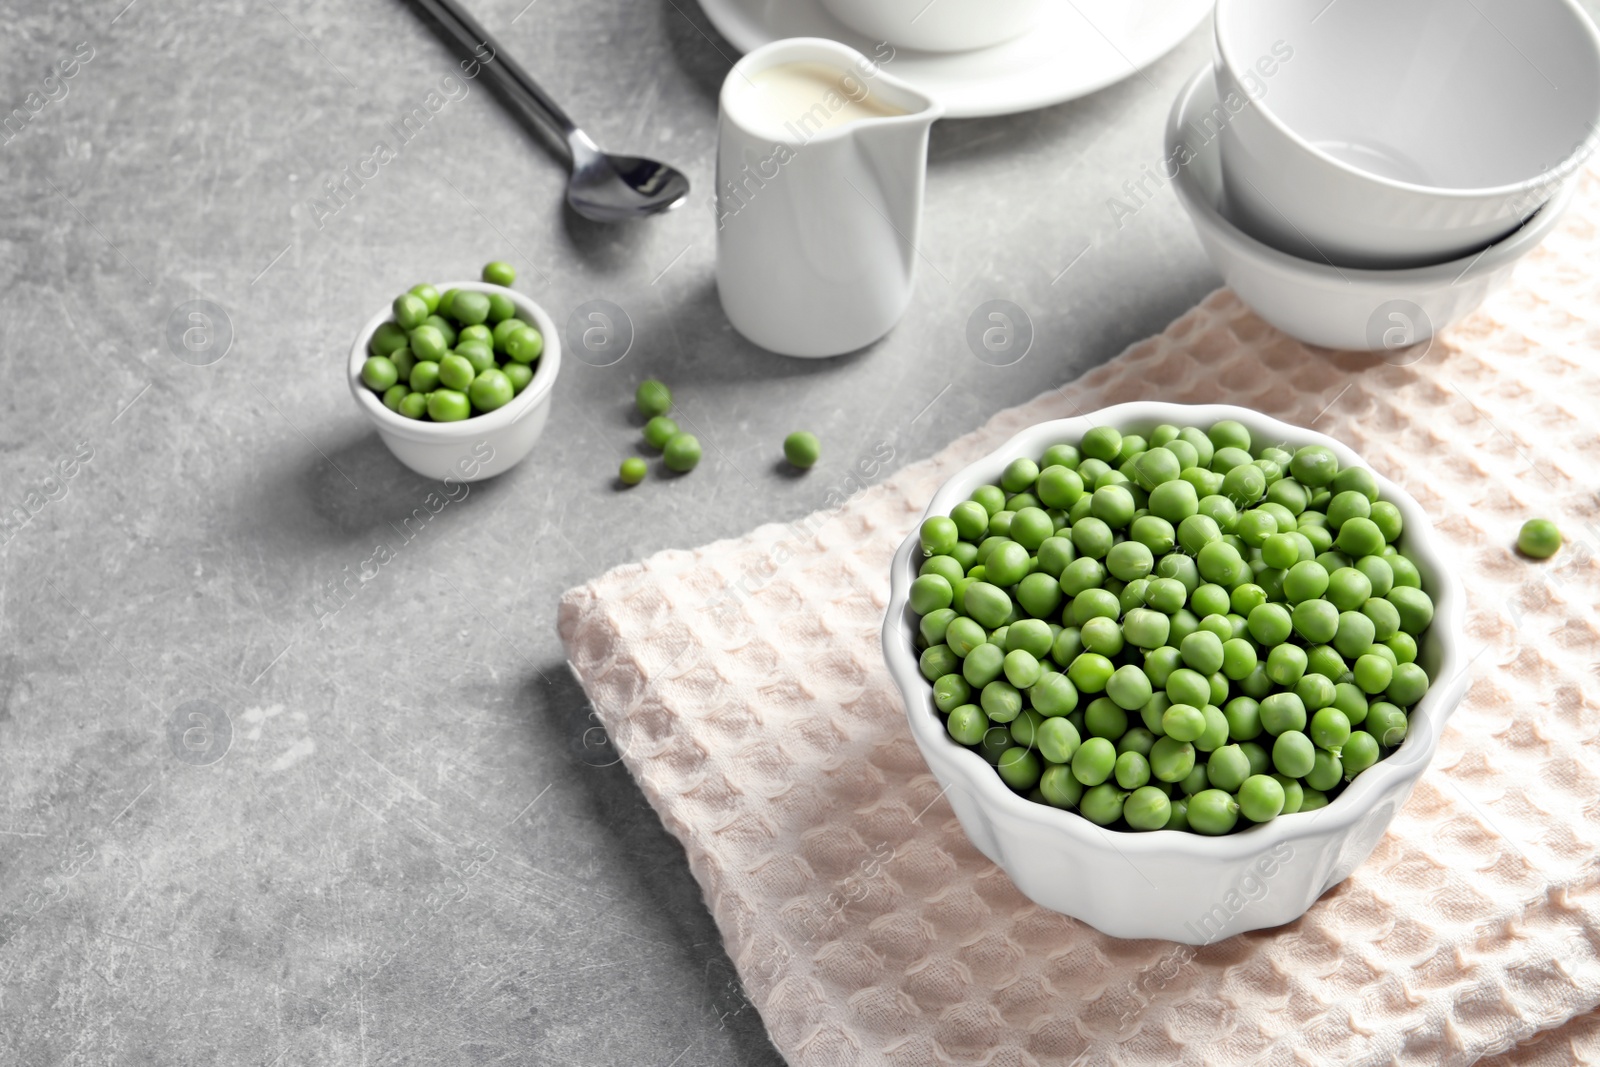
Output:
1222,695,1262,741
1010,572,1056,620
1265,643,1307,687
1067,652,1115,694
458,324,494,349
1029,673,1077,720
437,353,474,392
1332,610,1377,659
1106,664,1153,711
1309,706,1351,754
426,389,471,422
370,320,409,357
1517,518,1562,559
982,543,1027,587
1071,589,1121,626
1272,773,1304,813
1148,479,1200,523
949,500,989,542
456,340,497,375
381,384,409,411
1128,515,1175,556
397,391,428,419
1204,744,1248,792
633,379,672,419
618,456,647,486
956,584,1007,633
1112,750,1150,790
920,556,965,588
393,292,429,329
424,314,458,348
361,355,399,392
1080,617,1123,658
998,457,1038,494
947,704,988,746
635,416,679,452
1036,465,1085,509
1305,749,1343,791
389,347,417,382
1177,514,1222,555
506,326,545,364
1271,730,1315,778
1238,774,1285,823
451,290,491,326
1386,586,1435,637
663,433,702,473
1341,730,1380,778
1149,735,1195,782
909,574,954,616
491,317,528,353
1001,649,1040,689
468,367,514,412
1336,517,1386,557
1386,632,1418,664
1010,507,1054,550
1071,517,1114,560
1359,597,1400,642
773,430,821,472
1071,736,1117,786
971,485,1005,516
1121,608,1170,650
1386,662,1429,707
1116,785,1166,831
409,323,449,362
477,260,515,286
1291,599,1339,644
1353,653,1393,695
1187,789,1239,835
997,747,1042,791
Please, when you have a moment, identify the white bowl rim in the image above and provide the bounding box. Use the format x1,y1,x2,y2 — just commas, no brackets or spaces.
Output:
1213,0,1600,201
347,280,561,441
882,401,1470,863
1169,66,1580,286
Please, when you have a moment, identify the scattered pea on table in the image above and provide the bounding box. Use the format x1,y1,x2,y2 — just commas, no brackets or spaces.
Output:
1516,518,1561,560
663,433,702,473
636,378,673,419
619,457,647,486
783,431,821,470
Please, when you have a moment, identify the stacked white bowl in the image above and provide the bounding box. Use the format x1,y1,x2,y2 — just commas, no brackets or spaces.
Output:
1172,0,1600,350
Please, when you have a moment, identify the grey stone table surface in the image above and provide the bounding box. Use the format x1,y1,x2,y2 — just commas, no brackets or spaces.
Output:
8,1,1594,1064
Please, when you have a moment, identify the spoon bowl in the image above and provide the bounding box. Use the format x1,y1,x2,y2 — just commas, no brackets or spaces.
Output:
567,145,691,223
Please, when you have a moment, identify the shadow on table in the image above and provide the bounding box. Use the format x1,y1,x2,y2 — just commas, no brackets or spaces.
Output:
523,662,788,1067
232,425,527,553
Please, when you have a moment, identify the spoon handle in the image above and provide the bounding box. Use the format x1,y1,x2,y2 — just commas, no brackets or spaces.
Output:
411,0,586,148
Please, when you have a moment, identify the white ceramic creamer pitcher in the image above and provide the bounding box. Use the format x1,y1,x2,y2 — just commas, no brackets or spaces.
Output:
715,38,942,358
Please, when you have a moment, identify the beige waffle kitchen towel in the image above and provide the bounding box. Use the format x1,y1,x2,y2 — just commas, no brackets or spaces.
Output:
558,167,1600,1067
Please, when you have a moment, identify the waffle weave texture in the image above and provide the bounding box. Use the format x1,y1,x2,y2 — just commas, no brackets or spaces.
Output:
558,167,1600,1067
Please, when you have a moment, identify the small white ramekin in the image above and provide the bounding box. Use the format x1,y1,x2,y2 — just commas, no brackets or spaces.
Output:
348,281,561,482
882,403,1469,944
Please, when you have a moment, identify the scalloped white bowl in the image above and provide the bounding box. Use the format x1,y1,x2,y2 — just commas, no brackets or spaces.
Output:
348,280,561,482
882,403,1468,943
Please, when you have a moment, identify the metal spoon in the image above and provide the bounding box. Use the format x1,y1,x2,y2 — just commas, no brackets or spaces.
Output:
412,0,691,223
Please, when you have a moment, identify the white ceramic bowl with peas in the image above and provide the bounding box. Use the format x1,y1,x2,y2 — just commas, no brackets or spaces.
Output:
883,403,1468,943
349,278,560,482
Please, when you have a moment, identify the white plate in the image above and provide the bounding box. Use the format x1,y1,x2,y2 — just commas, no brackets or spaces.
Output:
694,0,1214,118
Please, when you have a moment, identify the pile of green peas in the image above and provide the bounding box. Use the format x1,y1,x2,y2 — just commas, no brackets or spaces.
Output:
360,261,544,421
908,419,1436,836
